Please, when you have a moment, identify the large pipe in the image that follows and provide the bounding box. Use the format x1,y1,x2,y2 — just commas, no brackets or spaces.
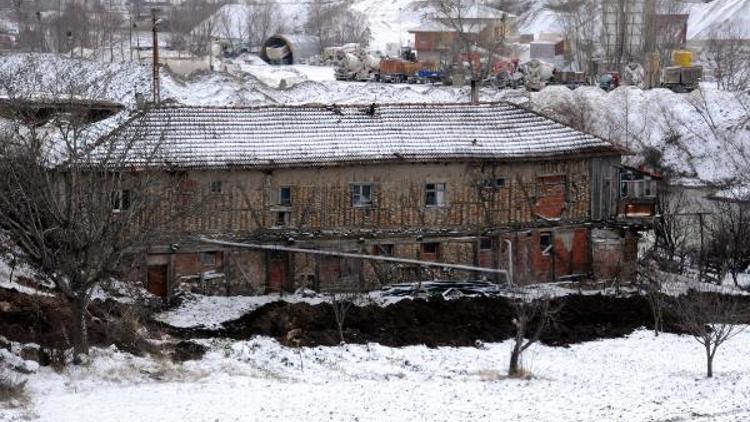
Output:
504,238,514,287
199,237,510,279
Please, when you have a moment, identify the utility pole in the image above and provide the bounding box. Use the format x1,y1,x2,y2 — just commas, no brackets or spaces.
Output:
152,8,161,104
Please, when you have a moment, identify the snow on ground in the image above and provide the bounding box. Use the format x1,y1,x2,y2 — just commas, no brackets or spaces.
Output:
5,329,750,421
351,0,426,54
155,290,413,330
153,294,324,330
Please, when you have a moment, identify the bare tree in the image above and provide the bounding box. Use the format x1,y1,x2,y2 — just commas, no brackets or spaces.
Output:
0,64,185,359
670,286,749,378
430,0,511,81
507,290,558,377
169,0,226,56
653,184,692,271
705,23,750,92
546,0,599,75
305,0,372,51
330,290,360,344
705,196,750,288
246,0,285,50
637,255,668,336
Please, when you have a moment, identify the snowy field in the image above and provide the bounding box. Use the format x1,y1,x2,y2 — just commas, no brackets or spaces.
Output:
3,329,750,421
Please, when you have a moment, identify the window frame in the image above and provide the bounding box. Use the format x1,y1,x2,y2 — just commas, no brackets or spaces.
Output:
422,242,440,255
351,183,374,208
209,180,223,194
200,251,217,267
112,189,130,213
539,232,553,256
374,244,394,256
278,186,292,206
424,182,447,207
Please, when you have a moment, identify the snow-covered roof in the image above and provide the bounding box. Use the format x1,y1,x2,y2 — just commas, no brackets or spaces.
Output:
409,21,485,34
101,102,622,169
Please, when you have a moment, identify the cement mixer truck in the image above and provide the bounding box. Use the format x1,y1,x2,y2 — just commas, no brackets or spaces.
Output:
334,49,381,81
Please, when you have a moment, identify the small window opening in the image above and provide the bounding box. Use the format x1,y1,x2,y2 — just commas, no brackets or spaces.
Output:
352,183,374,207
275,211,291,227
112,189,130,212
210,180,223,194
422,242,439,255
279,186,292,206
540,232,552,255
425,183,446,206
201,252,217,267
480,237,493,250
374,244,394,256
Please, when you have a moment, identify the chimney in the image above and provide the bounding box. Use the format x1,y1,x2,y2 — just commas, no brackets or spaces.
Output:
135,92,145,110
470,79,479,104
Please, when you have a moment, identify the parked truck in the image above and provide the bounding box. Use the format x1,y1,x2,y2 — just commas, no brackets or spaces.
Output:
660,50,702,93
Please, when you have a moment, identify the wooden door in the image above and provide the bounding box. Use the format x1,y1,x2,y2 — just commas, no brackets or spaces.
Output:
147,265,169,297
267,251,290,293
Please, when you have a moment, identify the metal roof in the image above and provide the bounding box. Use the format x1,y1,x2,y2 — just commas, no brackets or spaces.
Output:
99,102,623,169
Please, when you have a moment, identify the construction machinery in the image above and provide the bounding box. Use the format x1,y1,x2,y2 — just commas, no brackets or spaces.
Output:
598,71,621,92
333,49,380,81
660,50,702,93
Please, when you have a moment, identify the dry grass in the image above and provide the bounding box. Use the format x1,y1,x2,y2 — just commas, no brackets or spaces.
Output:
0,371,29,405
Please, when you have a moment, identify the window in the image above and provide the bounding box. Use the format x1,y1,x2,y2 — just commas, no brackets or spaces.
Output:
425,183,446,207
352,183,374,207
620,177,656,199
201,252,217,267
275,211,291,227
374,244,394,256
422,242,439,255
279,186,292,206
540,232,552,255
483,177,506,189
480,237,493,250
210,180,223,194
112,189,130,212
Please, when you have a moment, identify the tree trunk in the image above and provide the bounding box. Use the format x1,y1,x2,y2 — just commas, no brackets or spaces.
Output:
508,343,522,377
706,344,713,378
337,321,345,344
70,295,90,359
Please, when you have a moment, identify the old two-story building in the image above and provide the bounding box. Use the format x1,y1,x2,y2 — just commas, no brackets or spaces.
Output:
104,102,656,296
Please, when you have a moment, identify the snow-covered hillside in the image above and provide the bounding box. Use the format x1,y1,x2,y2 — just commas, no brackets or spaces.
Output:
531,85,750,185
688,0,750,39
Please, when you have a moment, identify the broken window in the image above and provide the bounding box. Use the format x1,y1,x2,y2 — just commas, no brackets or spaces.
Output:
210,180,223,194
275,211,291,227
374,244,394,256
279,186,292,206
539,232,552,255
201,252,217,267
352,183,374,207
112,189,130,213
425,183,446,206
